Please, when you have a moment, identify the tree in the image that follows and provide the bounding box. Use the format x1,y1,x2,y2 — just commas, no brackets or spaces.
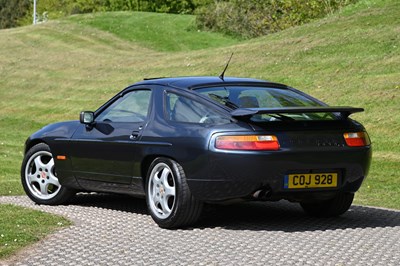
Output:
196,0,359,38
0,0,31,29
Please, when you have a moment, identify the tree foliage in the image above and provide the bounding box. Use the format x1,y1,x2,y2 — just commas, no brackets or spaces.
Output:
1,0,358,38
0,0,213,29
33,0,213,18
0,0,30,29
196,0,359,38
105,0,198,14
1,0,214,29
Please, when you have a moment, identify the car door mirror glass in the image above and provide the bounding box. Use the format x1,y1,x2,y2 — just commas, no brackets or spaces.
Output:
80,111,94,124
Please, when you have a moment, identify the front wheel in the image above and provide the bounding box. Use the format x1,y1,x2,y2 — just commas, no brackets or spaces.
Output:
145,157,203,229
300,193,354,217
21,143,75,205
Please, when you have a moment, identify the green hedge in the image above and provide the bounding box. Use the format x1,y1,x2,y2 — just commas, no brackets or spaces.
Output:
3,0,358,36
196,0,359,38
6,0,213,28
31,0,213,18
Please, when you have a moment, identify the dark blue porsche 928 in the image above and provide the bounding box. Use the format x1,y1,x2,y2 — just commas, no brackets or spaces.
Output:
21,76,371,228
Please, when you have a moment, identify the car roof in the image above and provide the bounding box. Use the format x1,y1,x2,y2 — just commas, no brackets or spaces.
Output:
132,76,288,90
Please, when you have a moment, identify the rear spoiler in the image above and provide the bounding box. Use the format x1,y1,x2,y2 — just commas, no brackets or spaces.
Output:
230,106,364,119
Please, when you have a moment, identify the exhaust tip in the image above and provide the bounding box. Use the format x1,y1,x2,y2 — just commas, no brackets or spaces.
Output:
252,188,271,199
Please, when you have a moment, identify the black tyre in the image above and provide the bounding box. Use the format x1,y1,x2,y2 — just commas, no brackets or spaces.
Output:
300,193,354,217
21,143,75,205
145,157,203,229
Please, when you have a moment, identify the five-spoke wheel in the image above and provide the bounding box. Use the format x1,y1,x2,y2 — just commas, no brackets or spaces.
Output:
21,143,75,205
24,150,60,200
145,157,203,229
147,162,176,219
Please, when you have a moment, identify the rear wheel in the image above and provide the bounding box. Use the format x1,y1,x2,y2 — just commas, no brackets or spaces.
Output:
145,157,203,229
300,193,354,217
21,143,75,205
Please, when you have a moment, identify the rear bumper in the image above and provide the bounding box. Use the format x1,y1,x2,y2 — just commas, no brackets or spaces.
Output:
186,146,371,202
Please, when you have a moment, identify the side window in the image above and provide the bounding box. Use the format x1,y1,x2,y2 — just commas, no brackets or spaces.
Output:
166,93,230,124
96,90,151,123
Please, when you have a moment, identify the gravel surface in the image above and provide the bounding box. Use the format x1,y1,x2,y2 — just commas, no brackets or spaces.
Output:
0,194,399,266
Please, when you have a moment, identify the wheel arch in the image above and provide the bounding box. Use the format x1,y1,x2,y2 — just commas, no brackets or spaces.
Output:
25,139,50,154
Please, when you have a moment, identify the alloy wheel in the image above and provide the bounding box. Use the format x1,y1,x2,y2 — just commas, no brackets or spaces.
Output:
147,162,176,219
24,151,61,200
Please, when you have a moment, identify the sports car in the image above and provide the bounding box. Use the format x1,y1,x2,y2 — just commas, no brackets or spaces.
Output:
21,76,371,228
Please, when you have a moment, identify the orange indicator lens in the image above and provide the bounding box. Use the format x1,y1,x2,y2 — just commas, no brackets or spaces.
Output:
343,132,371,147
56,155,67,160
215,135,280,151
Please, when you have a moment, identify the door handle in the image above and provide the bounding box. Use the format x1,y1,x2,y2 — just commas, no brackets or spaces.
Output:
130,126,143,140
130,131,139,140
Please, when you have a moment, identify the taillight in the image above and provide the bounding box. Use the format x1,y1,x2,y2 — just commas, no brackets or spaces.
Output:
343,132,371,147
215,135,280,151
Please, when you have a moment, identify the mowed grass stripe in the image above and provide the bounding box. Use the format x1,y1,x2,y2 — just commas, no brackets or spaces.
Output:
68,11,241,52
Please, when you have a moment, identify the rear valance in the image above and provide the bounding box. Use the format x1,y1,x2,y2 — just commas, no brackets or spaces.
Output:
230,106,364,119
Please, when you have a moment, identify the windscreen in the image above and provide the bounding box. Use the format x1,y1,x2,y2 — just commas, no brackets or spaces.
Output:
196,86,337,121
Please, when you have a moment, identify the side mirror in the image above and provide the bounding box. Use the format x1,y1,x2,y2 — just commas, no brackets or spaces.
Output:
80,111,94,125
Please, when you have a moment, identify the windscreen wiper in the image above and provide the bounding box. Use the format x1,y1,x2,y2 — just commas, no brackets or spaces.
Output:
208,93,239,109
268,114,295,121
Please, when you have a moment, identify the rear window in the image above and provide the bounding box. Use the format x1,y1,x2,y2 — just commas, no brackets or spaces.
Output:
196,86,337,122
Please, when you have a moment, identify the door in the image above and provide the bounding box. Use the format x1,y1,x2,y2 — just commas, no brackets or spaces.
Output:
70,89,152,184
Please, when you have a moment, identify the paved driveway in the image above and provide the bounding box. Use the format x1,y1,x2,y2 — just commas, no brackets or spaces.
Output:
0,194,399,266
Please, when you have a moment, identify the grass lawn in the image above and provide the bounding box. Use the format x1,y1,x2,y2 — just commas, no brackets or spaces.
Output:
0,204,71,259
68,11,241,52
0,0,399,258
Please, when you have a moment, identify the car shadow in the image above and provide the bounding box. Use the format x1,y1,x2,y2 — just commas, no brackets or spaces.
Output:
197,201,400,232
69,193,400,232
69,193,149,215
